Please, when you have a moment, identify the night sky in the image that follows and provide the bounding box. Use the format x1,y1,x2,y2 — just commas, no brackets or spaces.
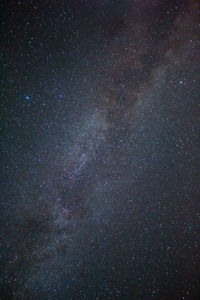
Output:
1,1,200,299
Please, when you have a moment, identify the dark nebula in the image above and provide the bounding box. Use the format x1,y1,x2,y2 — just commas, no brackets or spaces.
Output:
1,0,200,299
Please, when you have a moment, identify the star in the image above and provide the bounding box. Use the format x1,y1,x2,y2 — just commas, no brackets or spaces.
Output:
1,1,199,299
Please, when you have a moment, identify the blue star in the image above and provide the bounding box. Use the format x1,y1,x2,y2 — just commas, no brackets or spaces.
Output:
25,96,30,100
